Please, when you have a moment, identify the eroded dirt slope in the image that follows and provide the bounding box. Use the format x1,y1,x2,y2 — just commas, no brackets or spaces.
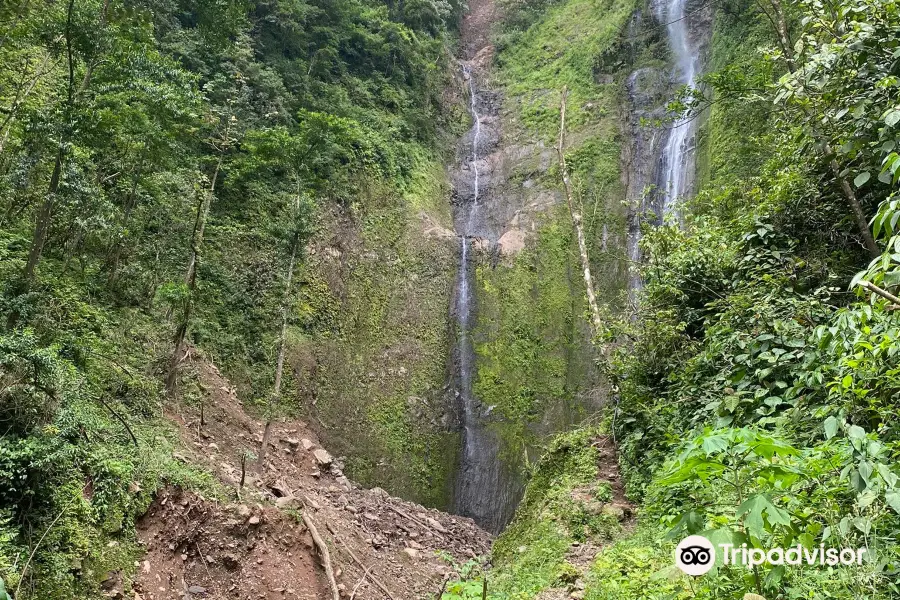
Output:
134,355,491,600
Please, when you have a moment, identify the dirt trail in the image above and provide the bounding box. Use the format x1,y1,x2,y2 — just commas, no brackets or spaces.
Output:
134,355,491,600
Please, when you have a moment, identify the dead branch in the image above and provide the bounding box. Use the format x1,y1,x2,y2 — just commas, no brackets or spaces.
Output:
16,505,69,597
858,280,900,306
95,396,138,447
302,512,340,600
556,87,604,336
349,563,373,600
332,533,398,600
435,574,450,600
389,505,444,539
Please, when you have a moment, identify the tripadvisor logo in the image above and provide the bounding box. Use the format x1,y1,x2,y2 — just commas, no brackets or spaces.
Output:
676,535,716,575
675,535,868,576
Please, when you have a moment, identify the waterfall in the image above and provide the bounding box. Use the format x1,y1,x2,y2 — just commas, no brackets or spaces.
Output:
466,65,482,229
450,62,518,534
655,0,701,215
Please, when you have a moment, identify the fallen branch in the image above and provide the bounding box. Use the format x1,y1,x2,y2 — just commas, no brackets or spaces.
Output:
302,512,340,600
95,396,138,447
349,563,373,600
858,280,900,307
332,533,398,600
389,505,444,538
16,505,69,597
435,575,449,600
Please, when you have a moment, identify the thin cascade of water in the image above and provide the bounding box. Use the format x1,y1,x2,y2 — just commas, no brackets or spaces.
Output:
464,65,482,231
656,0,701,215
451,61,512,533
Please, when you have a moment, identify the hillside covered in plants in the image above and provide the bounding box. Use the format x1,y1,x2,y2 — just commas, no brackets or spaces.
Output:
3,0,900,596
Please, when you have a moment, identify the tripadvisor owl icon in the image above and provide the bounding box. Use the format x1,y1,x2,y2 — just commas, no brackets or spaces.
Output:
676,535,716,576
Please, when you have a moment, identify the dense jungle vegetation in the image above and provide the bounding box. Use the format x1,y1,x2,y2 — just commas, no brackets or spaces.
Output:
5,0,900,594
470,0,900,597
0,0,463,595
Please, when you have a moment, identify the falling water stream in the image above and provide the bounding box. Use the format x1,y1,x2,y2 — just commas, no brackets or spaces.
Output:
655,0,702,214
451,64,518,534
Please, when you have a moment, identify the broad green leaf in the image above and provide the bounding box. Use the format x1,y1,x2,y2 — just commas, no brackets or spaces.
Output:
848,425,866,441
876,463,898,488
886,491,900,514
855,171,871,186
824,416,839,439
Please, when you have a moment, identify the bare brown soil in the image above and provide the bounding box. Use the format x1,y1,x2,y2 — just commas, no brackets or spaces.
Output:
460,0,498,62
134,354,491,600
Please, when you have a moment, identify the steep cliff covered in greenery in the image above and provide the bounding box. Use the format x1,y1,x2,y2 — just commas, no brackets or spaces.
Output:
473,0,900,596
6,0,900,594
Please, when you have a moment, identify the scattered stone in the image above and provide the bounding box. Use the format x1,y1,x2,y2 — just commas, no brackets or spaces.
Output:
275,496,296,508
248,515,261,525
402,547,420,560
301,439,315,451
426,517,448,533
313,448,333,466
601,504,626,520
187,586,207,594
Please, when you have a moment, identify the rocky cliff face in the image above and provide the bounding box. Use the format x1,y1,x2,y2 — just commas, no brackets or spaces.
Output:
291,162,462,509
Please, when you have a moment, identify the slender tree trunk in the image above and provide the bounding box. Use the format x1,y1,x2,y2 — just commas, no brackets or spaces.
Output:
769,0,795,71
258,228,300,472
556,87,603,336
832,154,880,256
758,5,878,257
20,0,110,286
165,188,211,395
165,130,227,394
22,151,62,283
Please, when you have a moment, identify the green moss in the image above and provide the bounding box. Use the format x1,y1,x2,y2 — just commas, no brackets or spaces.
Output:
474,211,589,452
298,153,459,508
497,0,636,141
489,428,625,597
694,0,775,193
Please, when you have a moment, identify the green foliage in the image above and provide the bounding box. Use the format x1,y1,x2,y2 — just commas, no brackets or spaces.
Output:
486,428,625,598
0,0,465,594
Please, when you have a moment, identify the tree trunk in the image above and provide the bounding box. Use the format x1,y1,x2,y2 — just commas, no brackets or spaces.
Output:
164,116,231,393
165,187,211,395
22,150,62,284
832,154,880,257
19,0,110,286
761,8,878,257
556,87,603,336
257,229,300,472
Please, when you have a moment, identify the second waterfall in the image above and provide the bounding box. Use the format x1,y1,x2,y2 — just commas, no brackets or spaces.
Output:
655,0,703,215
